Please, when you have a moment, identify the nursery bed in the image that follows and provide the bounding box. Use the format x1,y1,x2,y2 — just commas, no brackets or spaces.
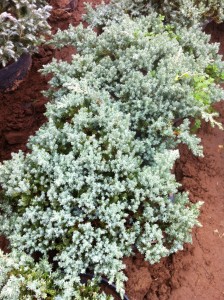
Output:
0,1,224,299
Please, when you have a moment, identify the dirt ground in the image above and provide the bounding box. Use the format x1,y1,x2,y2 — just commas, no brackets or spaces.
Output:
0,1,224,299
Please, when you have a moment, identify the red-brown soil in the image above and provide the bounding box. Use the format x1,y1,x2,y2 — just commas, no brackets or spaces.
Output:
0,2,224,300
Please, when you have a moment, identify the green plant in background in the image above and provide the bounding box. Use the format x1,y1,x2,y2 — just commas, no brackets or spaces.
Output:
193,75,214,106
85,0,224,28
206,63,224,83
175,72,218,107
0,0,51,67
43,13,224,160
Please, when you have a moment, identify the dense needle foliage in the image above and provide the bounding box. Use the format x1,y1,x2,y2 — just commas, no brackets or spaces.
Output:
0,1,224,299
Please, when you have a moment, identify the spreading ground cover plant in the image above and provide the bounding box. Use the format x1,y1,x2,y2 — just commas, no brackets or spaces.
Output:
0,86,202,298
1,2,224,300
0,0,51,67
85,0,224,28
43,13,224,161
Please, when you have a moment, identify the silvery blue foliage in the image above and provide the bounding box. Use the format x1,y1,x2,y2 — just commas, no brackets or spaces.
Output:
84,0,224,28
1,3,222,299
0,86,202,296
0,0,51,67
43,14,224,160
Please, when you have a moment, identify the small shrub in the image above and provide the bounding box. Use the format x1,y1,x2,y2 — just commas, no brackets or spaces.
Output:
0,87,202,297
43,14,224,160
85,0,224,28
1,3,223,299
0,0,51,67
